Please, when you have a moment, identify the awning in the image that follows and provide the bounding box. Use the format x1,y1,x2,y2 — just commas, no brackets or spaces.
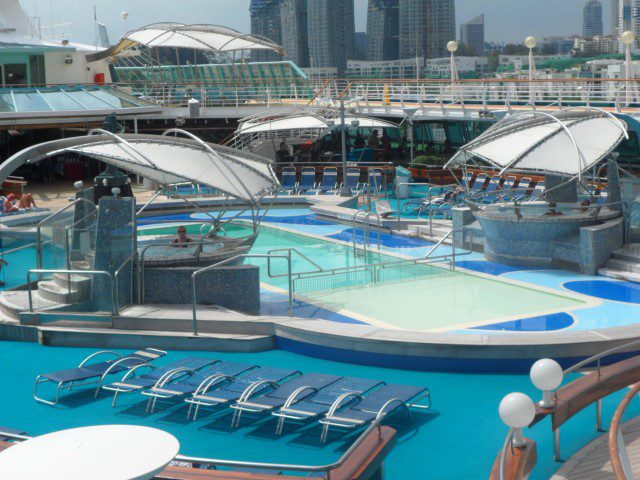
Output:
236,114,398,135
87,23,284,63
445,108,628,177
0,131,278,203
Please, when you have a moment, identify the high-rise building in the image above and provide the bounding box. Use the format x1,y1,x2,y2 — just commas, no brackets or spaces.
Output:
280,0,309,67
459,14,485,56
399,0,455,60
614,0,633,51
250,0,283,62
583,0,604,37
612,0,620,36
366,0,400,61
307,0,355,73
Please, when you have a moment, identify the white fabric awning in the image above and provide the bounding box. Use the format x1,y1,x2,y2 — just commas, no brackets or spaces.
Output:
446,109,628,177
0,132,278,203
236,114,398,135
87,23,283,62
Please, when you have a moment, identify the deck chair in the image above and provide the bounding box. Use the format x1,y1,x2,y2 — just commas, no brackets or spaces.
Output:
101,356,218,407
319,384,431,442
308,167,338,195
141,361,256,413
365,169,383,196
299,167,317,194
532,180,546,199
460,172,474,189
33,348,167,406
280,167,297,195
329,168,361,195
471,173,488,191
376,200,396,219
230,373,341,428
272,377,383,435
184,367,299,420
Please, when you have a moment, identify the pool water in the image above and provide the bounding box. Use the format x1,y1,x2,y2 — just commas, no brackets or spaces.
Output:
0,342,637,480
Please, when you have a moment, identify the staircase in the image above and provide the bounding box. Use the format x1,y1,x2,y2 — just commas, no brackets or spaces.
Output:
598,244,640,282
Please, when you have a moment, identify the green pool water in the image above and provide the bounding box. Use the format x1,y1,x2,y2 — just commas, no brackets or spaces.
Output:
137,223,586,330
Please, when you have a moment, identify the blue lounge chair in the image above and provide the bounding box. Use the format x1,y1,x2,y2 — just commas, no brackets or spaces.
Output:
308,167,338,195
319,383,431,442
102,356,218,407
272,377,383,435
299,167,317,194
141,361,256,413
184,367,299,420
280,167,297,195
230,373,341,428
34,347,167,406
471,173,488,191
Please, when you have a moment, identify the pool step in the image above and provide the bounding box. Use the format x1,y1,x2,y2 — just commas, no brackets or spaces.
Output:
37,280,85,304
599,245,640,283
598,267,640,283
0,290,67,320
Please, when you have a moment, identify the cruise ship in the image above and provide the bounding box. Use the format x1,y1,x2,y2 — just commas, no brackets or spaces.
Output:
1,1,640,479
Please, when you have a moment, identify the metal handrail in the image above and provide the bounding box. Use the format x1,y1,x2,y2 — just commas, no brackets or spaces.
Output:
0,418,386,477
191,253,293,335
395,182,435,232
266,248,323,278
499,427,517,480
351,209,369,257
27,268,116,315
0,241,38,256
363,211,381,251
563,337,640,378
114,251,138,314
609,382,640,480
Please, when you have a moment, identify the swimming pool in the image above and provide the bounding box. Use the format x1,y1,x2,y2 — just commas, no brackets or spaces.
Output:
0,342,636,480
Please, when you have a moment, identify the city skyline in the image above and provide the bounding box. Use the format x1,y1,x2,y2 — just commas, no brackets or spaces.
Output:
22,0,614,47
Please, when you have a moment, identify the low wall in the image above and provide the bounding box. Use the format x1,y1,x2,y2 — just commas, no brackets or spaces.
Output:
143,264,260,315
580,217,624,275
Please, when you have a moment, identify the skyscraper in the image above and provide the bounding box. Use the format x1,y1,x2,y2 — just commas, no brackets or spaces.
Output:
280,0,309,67
366,0,400,61
613,0,632,51
399,0,455,60
459,13,485,56
307,0,355,73
583,0,603,37
250,0,283,62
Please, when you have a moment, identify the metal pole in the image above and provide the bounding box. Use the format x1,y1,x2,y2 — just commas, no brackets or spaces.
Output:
409,119,414,164
596,399,603,431
339,98,351,197
287,252,293,317
191,275,199,336
554,428,561,462
452,229,456,270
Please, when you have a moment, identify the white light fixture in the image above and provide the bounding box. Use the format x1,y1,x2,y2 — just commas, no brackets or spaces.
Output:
446,40,458,53
525,36,537,105
64,55,73,65
530,358,563,408
622,30,636,46
499,392,535,448
524,36,537,49
350,119,360,127
622,31,636,106
102,178,108,186
73,181,83,190
111,187,121,197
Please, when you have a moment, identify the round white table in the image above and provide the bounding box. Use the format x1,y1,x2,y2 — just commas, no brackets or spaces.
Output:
0,425,180,480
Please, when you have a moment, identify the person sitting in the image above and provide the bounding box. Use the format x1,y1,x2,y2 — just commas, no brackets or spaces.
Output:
353,132,365,149
579,198,592,213
543,201,564,217
18,193,36,209
381,130,392,150
276,142,289,162
367,129,380,149
2,194,18,213
172,226,193,247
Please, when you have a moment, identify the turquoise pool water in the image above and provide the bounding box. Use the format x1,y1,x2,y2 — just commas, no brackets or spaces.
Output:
0,342,637,479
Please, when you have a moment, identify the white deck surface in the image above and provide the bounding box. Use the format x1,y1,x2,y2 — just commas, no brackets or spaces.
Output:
0,425,180,479
551,417,640,479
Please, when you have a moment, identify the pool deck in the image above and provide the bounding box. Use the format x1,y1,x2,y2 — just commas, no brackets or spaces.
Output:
551,417,640,479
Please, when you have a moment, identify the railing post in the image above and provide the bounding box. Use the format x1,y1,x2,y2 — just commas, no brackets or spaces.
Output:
452,230,456,270
554,427,561,462
596,398,603,431
287,251,293,317
191,273,199,336
27,272,33,312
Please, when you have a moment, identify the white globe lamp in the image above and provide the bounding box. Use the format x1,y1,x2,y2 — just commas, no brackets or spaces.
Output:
622,30,636,46
524,36,537,49
499,392,536,447
446,41,458,53
111,187,121,197
530,358,563,408
73,180,84,191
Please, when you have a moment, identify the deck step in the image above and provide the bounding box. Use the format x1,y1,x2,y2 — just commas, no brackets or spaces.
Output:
612,244,640,263
605,258,640,274
37,280,85,304
0,290,66,320
597,267,640,283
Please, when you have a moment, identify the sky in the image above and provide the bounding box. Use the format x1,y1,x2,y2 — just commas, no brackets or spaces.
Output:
22,0,613,46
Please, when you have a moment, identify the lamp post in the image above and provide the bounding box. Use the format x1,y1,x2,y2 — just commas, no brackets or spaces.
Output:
525,36,537,105
403,107,418,164
622,30,636,106
530,358,563,408
121,11,129,35
447,41,459,85
338,98,351,197
499,392,536,448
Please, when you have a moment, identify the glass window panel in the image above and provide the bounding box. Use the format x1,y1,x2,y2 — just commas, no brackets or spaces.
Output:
88,88,137,108
0,93,15,112
64,89,113,109
41,91,85,110
12,91,51,111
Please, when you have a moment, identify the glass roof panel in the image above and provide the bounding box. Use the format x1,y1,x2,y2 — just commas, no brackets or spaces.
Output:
0,93,15,112
39,90,85,110
63,89,113,109
87,88,138,108
12,91,52,112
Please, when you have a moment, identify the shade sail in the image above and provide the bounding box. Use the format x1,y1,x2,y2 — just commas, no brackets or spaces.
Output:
87,23,284,63
446,109,628,177
0,132,278,203
236,114,398,135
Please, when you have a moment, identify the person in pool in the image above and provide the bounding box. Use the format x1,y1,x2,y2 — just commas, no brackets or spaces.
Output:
172,226,193,247
3,193,37,213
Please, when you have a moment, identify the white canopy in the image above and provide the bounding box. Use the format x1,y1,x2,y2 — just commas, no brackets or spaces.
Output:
236,114,398,135
0,131,278,203
87,23,283,62
446,108,628,177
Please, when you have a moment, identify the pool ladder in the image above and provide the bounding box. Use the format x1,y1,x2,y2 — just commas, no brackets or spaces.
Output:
351,210,381,258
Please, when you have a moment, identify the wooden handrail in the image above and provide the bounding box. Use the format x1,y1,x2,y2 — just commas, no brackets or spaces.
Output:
609,382,640,480
489,438,537,480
